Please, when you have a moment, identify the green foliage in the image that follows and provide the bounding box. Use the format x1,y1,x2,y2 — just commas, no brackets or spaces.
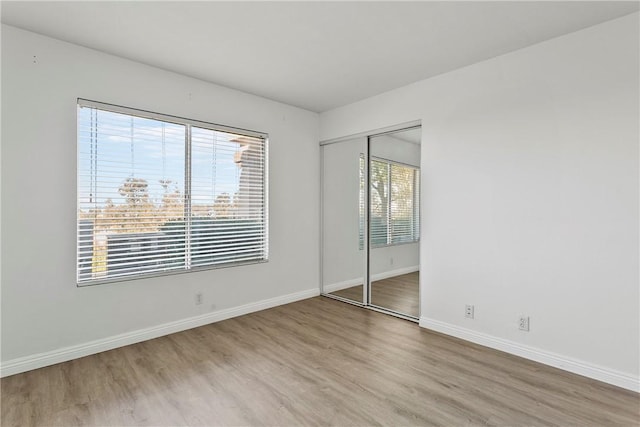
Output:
81,177,260,276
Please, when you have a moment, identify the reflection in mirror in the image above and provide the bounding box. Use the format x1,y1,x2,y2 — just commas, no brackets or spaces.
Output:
369,128,421,317
321,138,367,303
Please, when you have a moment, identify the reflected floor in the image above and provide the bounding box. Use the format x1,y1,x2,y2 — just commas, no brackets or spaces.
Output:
329,271,419,318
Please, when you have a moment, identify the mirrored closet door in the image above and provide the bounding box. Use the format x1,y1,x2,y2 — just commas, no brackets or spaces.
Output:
321,127,421,321
368,128,421,318
321,137,367,304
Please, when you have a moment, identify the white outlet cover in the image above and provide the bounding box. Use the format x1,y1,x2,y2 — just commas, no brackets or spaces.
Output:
465,305,474,318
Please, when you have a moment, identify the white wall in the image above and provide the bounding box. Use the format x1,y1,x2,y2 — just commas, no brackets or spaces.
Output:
1,26,320,367
370,134,420,167
320,13,639,390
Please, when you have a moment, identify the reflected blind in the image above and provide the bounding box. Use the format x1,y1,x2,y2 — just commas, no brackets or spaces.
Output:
367,157,419,247
77,100,267,285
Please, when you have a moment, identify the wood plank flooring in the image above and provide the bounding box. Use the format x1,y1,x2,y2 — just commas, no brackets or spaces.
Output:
2,296,638,426
330,271,419,317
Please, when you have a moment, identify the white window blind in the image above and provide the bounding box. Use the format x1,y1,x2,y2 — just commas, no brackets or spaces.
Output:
367,157,419,247
77,100,268,285
358,154,366,250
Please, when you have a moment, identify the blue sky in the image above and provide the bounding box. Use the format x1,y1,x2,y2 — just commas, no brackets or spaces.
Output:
78,108,244,211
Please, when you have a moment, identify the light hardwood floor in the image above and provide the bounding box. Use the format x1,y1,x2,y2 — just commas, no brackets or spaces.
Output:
330,271,419,317
2,296,638,426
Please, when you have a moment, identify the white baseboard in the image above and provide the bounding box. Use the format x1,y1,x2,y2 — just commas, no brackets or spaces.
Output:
322,266,419,294
0,288,320,378
371,265,419,281
419,317,639,393
323,278,363,293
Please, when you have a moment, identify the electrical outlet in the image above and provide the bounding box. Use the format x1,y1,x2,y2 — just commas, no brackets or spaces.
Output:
465,305,474,319
195,292,203,305
390,257,394,266
519,316,530,331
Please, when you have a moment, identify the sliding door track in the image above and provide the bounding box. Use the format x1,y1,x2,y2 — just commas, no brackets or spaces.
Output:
321,293,419,323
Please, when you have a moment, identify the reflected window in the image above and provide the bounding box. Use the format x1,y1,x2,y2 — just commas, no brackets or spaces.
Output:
360,156,420,248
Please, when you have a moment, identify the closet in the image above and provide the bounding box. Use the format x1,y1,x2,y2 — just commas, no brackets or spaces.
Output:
321,126,421,320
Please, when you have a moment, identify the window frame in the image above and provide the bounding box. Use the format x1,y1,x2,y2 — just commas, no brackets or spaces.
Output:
76,98,269,286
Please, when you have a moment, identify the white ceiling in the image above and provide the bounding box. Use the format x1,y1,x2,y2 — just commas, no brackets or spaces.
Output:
2,1,638,112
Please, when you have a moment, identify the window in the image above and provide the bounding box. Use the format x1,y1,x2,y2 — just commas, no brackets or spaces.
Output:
361,156,420,248
77,99,268,285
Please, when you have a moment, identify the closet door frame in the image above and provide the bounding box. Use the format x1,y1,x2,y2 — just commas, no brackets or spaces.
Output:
366,128,421,322
320,120,421,322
